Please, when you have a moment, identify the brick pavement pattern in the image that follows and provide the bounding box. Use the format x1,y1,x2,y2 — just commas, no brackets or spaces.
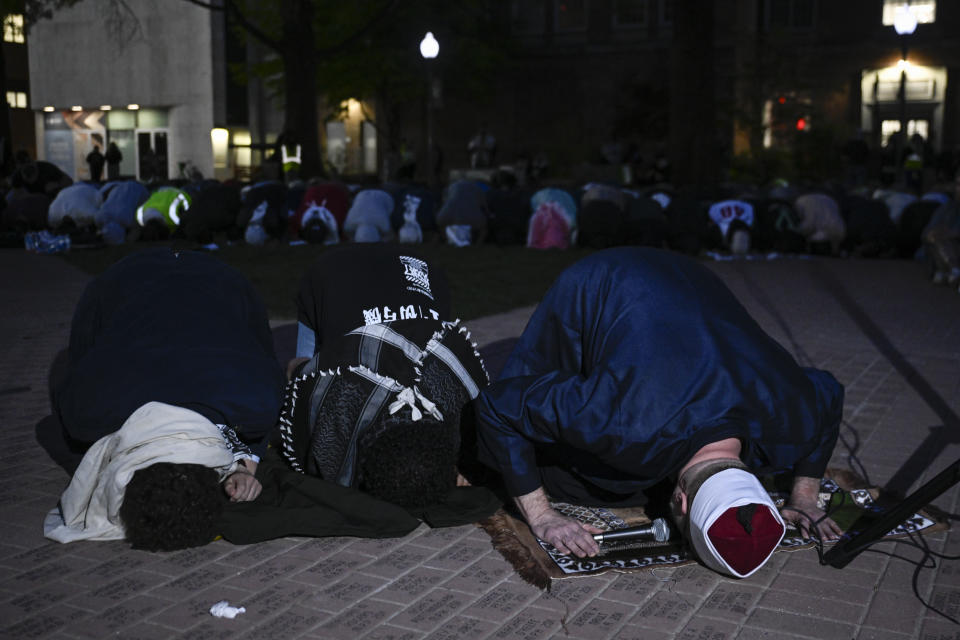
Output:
0,250,958,640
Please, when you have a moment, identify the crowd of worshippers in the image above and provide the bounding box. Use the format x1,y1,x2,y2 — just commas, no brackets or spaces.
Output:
3,151,959,290
40,242,845,579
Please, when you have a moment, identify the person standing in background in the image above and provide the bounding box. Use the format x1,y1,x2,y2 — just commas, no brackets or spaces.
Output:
86,145,105,182
105,142,123,180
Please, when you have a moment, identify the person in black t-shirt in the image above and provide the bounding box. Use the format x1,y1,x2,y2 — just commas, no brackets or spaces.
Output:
281,244,489,511
293,244,451,361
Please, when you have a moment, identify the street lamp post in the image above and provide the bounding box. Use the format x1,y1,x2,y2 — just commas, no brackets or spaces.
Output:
893,4,917,186
419,32,439,186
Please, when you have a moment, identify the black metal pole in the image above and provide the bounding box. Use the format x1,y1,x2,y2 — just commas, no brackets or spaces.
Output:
897,39,909,186
426,64,434,188
824,457,960,569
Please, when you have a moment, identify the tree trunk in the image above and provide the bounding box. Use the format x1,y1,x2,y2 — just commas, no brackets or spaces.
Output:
669,0,719,191
280,0,322,177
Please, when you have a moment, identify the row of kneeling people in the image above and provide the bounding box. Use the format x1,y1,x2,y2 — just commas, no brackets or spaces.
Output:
6,173,960,276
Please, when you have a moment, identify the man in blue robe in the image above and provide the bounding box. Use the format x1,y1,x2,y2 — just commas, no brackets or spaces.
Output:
475,248,844,576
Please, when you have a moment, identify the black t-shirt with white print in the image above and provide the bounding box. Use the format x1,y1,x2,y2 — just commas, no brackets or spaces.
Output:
295,244,451,355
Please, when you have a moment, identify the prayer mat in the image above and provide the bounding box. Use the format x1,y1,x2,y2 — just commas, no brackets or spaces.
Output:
478,468,949,589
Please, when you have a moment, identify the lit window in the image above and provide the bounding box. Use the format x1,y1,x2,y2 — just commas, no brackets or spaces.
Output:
766,0,815,29
882,1,935,26
3,14,24,43
555,0,588,32
5,91,27,109
614,0,648,27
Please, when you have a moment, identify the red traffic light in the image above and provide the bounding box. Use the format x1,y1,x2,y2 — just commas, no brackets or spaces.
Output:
796,117,807,131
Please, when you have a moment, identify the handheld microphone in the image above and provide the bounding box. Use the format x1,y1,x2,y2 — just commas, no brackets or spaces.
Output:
592,518,671,544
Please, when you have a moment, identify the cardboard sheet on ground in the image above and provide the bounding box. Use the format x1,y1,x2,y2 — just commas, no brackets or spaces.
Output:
479,469,949,589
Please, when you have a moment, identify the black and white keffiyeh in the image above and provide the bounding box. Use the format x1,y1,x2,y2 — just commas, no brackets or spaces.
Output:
277,319,488,487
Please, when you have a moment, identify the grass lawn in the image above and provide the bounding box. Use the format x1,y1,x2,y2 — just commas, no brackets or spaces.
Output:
60,241,597,321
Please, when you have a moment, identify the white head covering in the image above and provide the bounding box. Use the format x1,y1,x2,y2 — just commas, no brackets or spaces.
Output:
688,468,786,578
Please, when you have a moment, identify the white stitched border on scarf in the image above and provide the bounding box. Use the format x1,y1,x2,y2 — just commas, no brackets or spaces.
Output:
346,324,424,364
278,371,314,473
421,320,489,398
347,365,406,392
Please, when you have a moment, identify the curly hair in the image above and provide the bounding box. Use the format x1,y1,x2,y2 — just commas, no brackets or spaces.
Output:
357,415,458,509
119,462,225,551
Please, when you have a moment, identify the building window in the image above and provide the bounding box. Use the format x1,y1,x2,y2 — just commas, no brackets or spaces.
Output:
555,0,588,32
882,1,936,26
511,0,546,34
659,0,673,25
614,0,648,27
3,14,24,43
5,91,26,109
766,0,815,30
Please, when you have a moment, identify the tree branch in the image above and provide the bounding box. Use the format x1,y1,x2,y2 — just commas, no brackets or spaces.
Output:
182,0,282,52
316,0,400,58
102,0,142,50
180,0,224,10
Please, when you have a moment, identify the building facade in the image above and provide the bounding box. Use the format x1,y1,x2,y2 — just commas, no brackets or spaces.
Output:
3,11,34,163
426,0,960,184
25,0,287,182
21,0,960,185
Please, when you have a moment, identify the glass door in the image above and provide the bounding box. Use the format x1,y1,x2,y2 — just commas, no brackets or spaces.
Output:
136,129,170,181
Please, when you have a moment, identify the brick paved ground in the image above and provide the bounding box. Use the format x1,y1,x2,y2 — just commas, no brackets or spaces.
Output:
0,249,958,640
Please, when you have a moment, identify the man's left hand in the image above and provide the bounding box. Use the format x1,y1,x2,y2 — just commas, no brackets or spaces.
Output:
781,476,842,541
781,502,842,541
223,469,262,502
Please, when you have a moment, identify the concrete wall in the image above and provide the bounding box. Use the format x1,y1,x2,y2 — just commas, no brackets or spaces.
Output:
27,0,216,178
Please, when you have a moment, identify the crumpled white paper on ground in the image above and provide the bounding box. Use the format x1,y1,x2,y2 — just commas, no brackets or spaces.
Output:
209,600,246,619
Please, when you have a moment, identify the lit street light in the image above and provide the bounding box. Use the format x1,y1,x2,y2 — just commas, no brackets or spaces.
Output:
420,32,439,186
893,4,917,186
420,31,439,59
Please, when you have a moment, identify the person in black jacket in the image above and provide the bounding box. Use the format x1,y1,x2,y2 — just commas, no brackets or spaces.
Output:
41,249,285,550
85,145,105,182
105,142,123,180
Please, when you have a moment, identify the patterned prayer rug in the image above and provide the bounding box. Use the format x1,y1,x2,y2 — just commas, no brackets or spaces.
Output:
478,468,949,589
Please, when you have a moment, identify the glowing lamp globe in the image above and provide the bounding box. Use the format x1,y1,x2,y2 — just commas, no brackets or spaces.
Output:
893,5,917,35
420,32,439,59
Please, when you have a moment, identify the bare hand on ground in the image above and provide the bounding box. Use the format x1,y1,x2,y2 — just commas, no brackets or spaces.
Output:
782,476,842,541
781,501,843,541
530,511,604,557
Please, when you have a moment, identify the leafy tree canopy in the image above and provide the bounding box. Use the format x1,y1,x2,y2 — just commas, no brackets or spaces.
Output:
225,0,508,118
